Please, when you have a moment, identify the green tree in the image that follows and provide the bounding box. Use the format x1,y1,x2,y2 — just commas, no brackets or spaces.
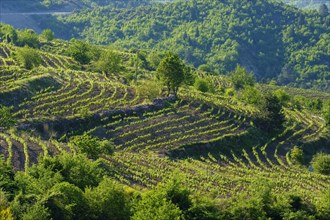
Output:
241,86,263,105
272,89,290,107
17,29,39,48
183,65,195,86
0,24,18,44
21,203,51,220
229,65,255,90
93,49,122,74
66,39,93,64
14,46,42,70
40,29,55,42
0,105,17,129
157,52,185,97
258,93,285,132
46,182,88,220
290,146,304,165
85,178,130,220
69,134,113,160
0,156,16,198
194,78,210,93
31,152,105,189
311,153,330,175
132,190,183,220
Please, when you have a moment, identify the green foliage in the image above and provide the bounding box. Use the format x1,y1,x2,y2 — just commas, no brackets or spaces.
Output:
39,29,55,42
21,203,50,220
162,174,192,214
17,29,39,48
311,153,330,175
14,46,42,70
198,64,212,73
40,0,330,91
69,133,113,159
229,65,255,90
272,89,291,107
66,39,94,64
324,103,330,127
132,186,183,220
315,189,330,219
93,49,122,74
0,24,18,44
47,182,88,220
33,152,104,189
183,65,195,86
157,52,185,96
85,178,131,220
194,78,210,93
136,80,161,100
146,50,165,70
290,146,304,165
0,190,13,220
258,93,285,131
308,98,323,112
240,86,263,105
229,179,273,219
0,105,17,129
0,156,16,198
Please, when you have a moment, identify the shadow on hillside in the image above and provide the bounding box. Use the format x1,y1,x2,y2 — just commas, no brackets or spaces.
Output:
0,76,61,110
166,127,271,161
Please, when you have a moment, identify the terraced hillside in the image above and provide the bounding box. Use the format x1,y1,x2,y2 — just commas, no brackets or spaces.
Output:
0,40,329,206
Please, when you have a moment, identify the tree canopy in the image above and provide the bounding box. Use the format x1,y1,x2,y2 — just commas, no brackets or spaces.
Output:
157,52,185,97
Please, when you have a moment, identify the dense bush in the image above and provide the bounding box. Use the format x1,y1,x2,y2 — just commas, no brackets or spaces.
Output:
13,46,42,70
311,153,330,175
69,134,113,160
0,105,17,129
194,78,210,93
66,39,95,64
17,29,40,48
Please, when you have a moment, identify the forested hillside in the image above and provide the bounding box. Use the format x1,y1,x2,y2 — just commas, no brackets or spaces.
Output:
0,23,330,219
36,0,330,92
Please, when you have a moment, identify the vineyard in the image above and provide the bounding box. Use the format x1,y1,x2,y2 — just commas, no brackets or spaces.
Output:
0,40,330,205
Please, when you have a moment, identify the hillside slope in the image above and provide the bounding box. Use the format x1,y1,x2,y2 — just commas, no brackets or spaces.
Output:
35,0,330,92
0,25,330,219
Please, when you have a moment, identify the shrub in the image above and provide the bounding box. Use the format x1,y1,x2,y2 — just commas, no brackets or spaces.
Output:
229,65,255,89
194,78,210,93
69,134,113,159
290,146,304,165
272,89,290,106
17,29,39,48
136,80,161,100
241,86,263,105
311,153,330,175
93,49,122,74
0,105,16,129
40,29,54,42
14,46,41,70
66,39,94,64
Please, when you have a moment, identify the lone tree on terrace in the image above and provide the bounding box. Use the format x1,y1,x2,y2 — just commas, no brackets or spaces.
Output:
157,52,185,97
